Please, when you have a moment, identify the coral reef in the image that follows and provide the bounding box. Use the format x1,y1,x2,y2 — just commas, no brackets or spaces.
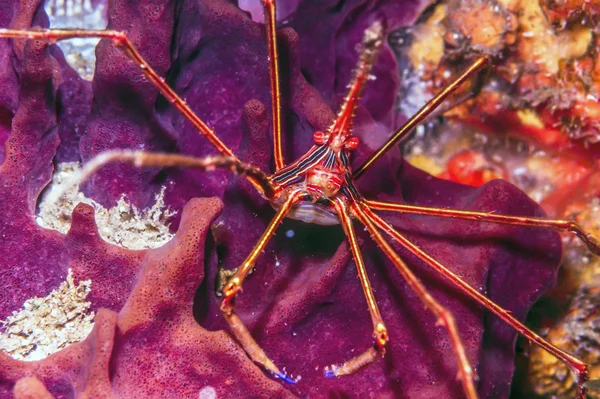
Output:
395,2,600,396
0,0,564,398
528,284,600,398
399,0,600,217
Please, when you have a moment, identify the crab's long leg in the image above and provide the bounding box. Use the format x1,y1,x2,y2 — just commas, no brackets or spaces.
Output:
260,0,284,171
365,200,600,255
220,190,304,383
324,198,388,377
351,203,478,399
360,204,589,399
0,28,235,158
45,150,279,203
353,55,490,179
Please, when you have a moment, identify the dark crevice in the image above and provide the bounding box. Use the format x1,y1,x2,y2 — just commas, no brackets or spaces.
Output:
329,0,346,14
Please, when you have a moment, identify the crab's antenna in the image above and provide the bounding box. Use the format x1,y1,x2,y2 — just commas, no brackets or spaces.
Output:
353,55,490,179
46,150,277,204
327,20,384,147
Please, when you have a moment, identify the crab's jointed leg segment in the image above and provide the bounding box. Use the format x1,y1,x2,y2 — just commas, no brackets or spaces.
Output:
366,200,600,255
324,198,388,377
261,0,285,171
352,203,478,399
220,190,304,382
361,206,590,399
353,55,491,179
45,150,278,204
0,28,236,159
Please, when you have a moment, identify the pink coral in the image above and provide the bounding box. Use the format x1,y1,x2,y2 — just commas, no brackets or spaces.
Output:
0,0,562,398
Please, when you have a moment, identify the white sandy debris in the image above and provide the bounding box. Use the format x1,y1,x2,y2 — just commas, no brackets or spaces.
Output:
0,269,94,361
37,162,176,250
13,161,175,361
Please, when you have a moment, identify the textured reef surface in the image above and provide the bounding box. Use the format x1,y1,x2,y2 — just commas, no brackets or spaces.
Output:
0,0,562,398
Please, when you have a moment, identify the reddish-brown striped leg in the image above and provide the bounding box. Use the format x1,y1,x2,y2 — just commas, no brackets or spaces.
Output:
366,200,600,255
45,150,279,204
351,202,478,399
324,198,388,377
0,28,235,158
220,190,304,383
353,55,491,179
361,204,589,399
260,0,285,171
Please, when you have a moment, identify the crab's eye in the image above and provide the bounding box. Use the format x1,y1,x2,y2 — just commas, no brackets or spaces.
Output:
344,136,359,151
313,131,327,145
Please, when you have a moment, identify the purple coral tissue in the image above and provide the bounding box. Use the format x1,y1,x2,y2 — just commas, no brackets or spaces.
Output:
0,0,561,398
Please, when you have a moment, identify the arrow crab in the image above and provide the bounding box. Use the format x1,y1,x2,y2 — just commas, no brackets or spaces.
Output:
2,1,599,398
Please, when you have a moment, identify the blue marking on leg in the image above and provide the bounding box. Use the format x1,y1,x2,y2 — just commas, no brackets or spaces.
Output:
273,370,297,384
323,366,338,378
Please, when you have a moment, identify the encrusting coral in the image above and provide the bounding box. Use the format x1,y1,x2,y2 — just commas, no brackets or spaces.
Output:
0,269,94,361
0,0,563,398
